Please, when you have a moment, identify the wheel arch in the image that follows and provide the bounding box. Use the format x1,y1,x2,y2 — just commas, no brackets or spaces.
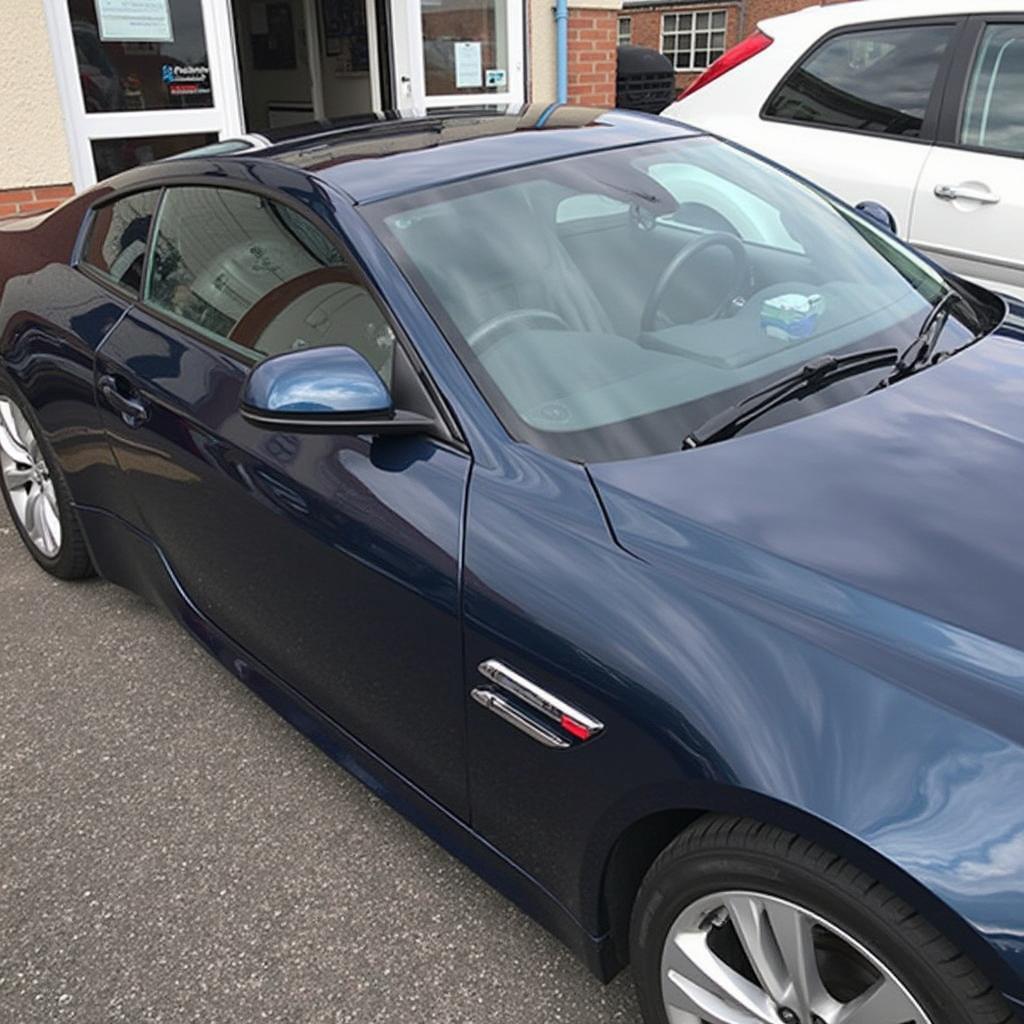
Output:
592,790,1022,1002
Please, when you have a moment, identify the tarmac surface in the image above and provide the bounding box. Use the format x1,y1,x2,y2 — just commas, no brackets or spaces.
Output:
0,504,642,1023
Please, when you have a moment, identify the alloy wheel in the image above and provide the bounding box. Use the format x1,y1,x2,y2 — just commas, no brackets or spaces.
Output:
660,890,932,1024
0,397,62,558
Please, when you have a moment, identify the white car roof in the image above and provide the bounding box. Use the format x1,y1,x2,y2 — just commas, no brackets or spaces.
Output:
762,0,1023,36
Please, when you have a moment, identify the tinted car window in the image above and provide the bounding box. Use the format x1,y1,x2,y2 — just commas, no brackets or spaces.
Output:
82,191,160,295
145,187,395,383
961,23,1024,156
765,24,953,138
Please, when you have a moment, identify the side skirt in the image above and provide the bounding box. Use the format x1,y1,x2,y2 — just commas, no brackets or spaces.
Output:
74,504,618,983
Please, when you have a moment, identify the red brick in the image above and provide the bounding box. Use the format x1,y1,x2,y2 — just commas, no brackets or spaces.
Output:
0,190,34,204
0,203,20,218
17,200,59,214
33,184,74,201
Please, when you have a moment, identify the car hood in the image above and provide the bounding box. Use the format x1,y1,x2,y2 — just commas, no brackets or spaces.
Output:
588,315,1024,655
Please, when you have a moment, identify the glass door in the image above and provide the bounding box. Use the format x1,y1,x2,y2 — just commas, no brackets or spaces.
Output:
390,0,524,111
44,0,245,188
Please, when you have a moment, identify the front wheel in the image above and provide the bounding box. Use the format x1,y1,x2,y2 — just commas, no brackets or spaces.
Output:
630,815,1014,1024
0,382,93,579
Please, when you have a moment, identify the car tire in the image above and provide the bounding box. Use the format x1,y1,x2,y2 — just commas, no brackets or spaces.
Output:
0,378,94,580
630,814,1015,1024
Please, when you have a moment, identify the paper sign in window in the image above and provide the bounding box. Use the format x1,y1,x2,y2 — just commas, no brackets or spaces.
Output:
454,41,483,88
96,0,175,43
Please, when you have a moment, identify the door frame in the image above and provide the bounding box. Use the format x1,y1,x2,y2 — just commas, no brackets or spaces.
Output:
389,0,525,111
42,0,246,190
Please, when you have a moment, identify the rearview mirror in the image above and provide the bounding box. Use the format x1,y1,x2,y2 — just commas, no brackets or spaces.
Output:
241,346,434,434
855,201,898,235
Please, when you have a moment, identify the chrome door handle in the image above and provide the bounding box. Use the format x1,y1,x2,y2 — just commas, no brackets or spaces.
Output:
934,184,1001,204
98,375,149,427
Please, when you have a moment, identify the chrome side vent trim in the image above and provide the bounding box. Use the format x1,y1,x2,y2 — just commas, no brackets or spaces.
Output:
474,659,604,744
470,688,570,749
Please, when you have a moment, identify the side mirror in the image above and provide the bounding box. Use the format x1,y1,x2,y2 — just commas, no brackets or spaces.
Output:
241,346,434,434
855,201,898,235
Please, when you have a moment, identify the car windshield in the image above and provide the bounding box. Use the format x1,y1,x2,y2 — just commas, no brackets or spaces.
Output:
364,136,999,462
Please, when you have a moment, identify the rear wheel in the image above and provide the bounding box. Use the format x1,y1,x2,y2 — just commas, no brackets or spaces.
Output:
0,383,93,579
630,815,1014,1024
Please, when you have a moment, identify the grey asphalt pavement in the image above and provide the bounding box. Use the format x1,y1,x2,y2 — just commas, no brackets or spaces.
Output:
0,504,641,1024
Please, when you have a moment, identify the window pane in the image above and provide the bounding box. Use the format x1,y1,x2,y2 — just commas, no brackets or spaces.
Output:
961,24,1024,155
765,24,953,138
712,31,726,50
146,187,395,381
422,0,509,95
663,14,676,32
82,191,160,294
711,11,727,29
91,133,218,181
694,51,709,68
70,0,214,113
696,12,709,29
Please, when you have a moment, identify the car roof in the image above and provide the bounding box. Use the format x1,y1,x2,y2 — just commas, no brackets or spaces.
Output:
760,0,1024,35
247,105,702,205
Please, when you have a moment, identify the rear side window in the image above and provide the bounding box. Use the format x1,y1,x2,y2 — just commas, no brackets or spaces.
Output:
961,23,1024,156
144,187,396,383
82,191,160,295
764,24,953,138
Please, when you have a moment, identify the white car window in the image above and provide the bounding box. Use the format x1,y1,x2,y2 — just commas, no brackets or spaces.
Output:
961,23,1024,156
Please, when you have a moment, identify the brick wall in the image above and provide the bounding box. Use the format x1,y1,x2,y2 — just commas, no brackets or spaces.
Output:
568,8,619,107
0,184,75,220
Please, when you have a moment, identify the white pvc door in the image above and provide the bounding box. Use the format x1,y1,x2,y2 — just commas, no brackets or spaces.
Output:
391,0,524,112
43,0,244,189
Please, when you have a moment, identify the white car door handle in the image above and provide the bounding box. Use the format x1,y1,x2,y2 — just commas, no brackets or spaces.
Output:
934,184,1001,204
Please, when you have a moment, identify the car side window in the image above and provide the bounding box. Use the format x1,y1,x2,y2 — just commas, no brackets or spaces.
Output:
960,23,1024,156
144,186,396,385
81,191,160,295
764,24,954,138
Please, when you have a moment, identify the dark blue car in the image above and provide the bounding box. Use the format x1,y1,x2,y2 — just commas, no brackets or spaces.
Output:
2,105,1023,1024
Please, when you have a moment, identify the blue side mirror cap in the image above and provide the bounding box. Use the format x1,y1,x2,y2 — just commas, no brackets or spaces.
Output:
243,346,392,426
241,346,438,436
855,201,898,235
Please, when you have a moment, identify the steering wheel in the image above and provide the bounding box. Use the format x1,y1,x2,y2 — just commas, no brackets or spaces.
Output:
466,308,571,354
641,232,750,333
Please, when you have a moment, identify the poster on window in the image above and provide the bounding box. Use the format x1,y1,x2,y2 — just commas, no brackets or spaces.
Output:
454,41,482,88
96,0,175,43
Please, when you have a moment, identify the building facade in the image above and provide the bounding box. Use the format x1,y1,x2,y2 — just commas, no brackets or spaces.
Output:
0,0,831,213
618,0,852,92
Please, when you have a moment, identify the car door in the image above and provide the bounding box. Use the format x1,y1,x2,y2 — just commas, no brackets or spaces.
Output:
756,18,964,234
93,183,472,818
909,17,1024,300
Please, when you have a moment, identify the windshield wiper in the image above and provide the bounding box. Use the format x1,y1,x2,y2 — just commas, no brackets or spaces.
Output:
682,346,899,450
871,288,960,392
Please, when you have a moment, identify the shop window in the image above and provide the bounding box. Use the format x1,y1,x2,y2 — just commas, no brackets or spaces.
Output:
69,0,214,113
421,0,509,95
91,133,218,182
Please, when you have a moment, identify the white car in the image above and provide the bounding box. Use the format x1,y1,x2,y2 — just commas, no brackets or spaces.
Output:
663,0,1024,300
